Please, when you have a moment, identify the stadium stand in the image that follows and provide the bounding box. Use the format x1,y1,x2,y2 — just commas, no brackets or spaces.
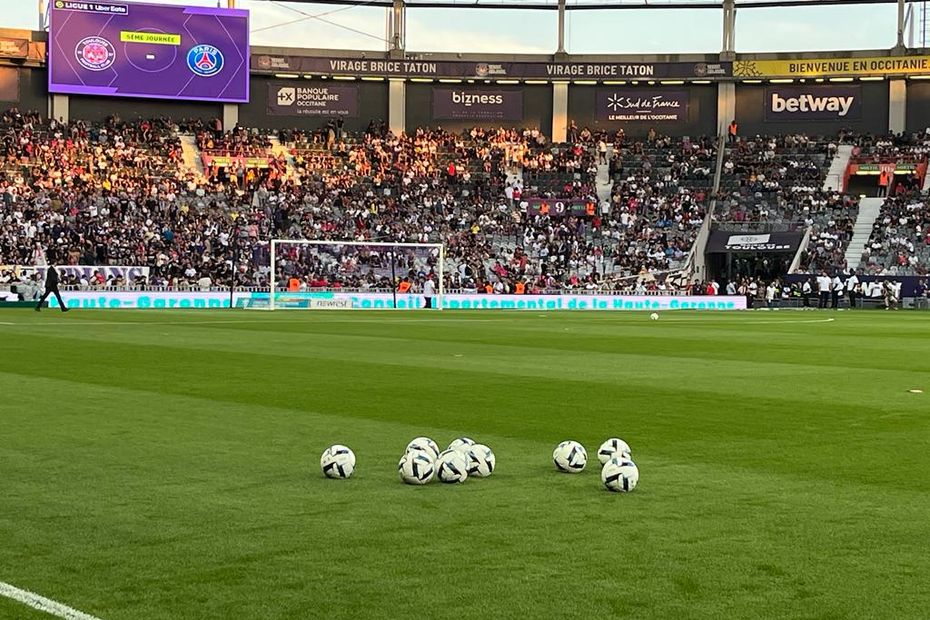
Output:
860,191,930,276
2,102,927,296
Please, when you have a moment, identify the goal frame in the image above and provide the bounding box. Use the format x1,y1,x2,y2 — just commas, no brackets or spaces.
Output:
269,239,445,310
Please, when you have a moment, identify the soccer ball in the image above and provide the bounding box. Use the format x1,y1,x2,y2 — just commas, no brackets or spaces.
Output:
320,444,356,479
552,440,587,473
597,438,632,465
406,436,440,460
398,450,435,485
601,457,639,492
436,449,469,484
650,313,659,321
448,437,475,454
465,444,496,478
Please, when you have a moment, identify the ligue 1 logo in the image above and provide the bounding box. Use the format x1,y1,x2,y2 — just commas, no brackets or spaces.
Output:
75,36,115,72
186,44,224,77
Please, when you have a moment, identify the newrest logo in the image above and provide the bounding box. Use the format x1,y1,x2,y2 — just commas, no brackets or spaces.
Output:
728,234,770,246
277,87,296,106
766,86,860,119
451,91,505,106
725,233,792,252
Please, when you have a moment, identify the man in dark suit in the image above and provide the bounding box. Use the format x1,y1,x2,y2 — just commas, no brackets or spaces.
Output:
35,265,69,312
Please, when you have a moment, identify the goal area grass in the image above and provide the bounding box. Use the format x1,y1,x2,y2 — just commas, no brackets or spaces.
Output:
1,309,928,619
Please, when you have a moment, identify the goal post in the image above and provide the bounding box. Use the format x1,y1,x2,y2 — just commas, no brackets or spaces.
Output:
265,240,445,310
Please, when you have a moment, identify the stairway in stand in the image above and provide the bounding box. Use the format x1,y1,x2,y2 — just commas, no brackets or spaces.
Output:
843,197,884,269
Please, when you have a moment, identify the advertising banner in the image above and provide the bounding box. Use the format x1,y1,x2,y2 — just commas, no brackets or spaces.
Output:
253,55,731,80
2,265,149,282
706,231,803,253
47,291,747,311
524,198,596,218
734,55,930,79
764,86,861,121
201,154,272,169
49,291,242,309
247,292,746,311
849,162,926,176
596,89,689,122
0,37,28,59
48,1,249,102
267,82,358,117
432,88,523,121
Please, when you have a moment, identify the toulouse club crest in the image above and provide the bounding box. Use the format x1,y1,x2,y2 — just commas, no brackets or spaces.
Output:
75,36,115,72
186,44,224,77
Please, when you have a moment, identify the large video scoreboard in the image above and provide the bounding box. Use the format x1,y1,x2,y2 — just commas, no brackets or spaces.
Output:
48,0,249,103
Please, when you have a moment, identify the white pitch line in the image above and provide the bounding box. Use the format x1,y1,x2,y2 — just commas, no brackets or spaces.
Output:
653,317,837,325
0,321,16,325
0,581,102,620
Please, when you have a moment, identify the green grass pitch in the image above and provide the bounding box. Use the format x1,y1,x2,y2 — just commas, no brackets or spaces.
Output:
1,309,929,619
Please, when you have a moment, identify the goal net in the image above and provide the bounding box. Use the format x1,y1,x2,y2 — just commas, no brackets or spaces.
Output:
251,240,444,310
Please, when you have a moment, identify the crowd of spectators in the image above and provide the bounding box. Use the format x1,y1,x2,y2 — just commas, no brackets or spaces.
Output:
4,107,929,296
860,191,930,275
714,133,861,273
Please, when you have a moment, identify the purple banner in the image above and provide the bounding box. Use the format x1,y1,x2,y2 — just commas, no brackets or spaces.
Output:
765,85,862,121
432,88,523,121
267,82,358,117
254,55,730,80
596,89,690,122
48,1,249,103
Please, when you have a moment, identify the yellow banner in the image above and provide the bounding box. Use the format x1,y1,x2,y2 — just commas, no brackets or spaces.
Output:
733,56,930,78
119,31,181,46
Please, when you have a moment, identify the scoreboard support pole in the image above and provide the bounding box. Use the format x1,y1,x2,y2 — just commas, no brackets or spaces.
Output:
49,94,69,124
222,104,239,132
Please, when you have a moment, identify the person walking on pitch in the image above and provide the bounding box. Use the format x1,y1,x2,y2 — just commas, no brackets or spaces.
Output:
423,275,436,309
35,265,69,312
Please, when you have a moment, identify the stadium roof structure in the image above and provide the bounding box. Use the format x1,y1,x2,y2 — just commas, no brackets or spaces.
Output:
256,0,905,10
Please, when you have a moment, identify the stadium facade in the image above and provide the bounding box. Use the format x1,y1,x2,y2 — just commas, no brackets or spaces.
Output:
2,26,930,138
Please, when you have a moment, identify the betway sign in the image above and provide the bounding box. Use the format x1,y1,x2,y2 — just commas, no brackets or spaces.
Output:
765,85,861,121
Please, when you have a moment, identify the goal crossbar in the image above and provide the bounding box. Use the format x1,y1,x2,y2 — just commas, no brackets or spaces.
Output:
269,239,445,310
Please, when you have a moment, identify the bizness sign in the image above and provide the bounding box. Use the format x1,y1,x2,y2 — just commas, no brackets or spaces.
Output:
432,88,523,121
267,82,358,117
765,86,861,121
596,89,689,122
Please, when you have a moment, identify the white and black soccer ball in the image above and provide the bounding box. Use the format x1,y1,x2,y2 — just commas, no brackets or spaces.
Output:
552,440,587,473
405,436,440,460
448,437,475,454
601,457,639,492
650,313,659,321
465,444,496,478
320,444,356,479
436,449,469,483
398,450,435,485
597,437,632,465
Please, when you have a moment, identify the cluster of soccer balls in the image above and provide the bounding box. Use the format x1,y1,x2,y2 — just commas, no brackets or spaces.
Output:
318,437,496,485
553,437,639,492
398,437,495,484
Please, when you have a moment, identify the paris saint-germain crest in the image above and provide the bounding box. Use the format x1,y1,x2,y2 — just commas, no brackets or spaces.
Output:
186,44,224,77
